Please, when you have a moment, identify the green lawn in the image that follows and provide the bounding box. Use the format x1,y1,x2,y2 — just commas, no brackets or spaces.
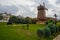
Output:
0,22,60,40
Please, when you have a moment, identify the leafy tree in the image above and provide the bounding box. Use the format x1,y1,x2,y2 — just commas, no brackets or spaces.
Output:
7,19,12,25
9,16,21,24
54,14,57,19
54,14,57,24
31,18,37,24
25,17,32,24
0,15,3,20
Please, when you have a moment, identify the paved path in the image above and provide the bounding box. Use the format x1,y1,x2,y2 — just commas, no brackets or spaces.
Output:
53,34,60,40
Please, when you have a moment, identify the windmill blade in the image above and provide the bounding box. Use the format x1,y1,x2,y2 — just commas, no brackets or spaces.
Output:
45,8,48,11
43,2,45,7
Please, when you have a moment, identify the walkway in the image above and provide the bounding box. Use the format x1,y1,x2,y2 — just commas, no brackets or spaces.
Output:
53,34,60,40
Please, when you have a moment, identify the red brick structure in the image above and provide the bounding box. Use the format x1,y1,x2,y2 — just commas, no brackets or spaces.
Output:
37,3,56,24
37,3,48,21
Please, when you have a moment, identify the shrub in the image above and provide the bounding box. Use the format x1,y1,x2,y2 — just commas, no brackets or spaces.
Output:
47,23,53,28
26,24,29,29
58,26,60,31
47,24,58,34
53,25,59,33
27,24,29,28
44,27,51,37
45,21,48,25
37,29,43,38
23,25,25,29
46,20,55,25
51,26,56,34
7,19,12,25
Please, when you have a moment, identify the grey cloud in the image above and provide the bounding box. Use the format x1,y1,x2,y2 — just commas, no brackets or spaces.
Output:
56,0,60,4
56,11,60,19
19,5,36,17
0,5,19,14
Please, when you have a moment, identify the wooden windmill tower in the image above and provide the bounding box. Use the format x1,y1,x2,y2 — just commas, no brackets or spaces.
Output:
37,2,48,21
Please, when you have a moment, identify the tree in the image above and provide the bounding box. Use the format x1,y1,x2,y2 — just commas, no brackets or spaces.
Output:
25,17,32,24
54,14,57,24
31,18,37,24
7,19,12,25
0,15,3,20
54,14,57,18
9,16,21,24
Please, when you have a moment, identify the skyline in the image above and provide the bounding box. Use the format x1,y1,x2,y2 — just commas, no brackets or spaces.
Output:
0,0,60,19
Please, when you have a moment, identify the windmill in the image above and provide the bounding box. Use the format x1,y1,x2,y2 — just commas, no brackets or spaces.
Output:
37,2,48,21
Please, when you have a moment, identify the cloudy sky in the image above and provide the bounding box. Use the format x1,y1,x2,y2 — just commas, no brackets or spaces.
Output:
0,0,60,19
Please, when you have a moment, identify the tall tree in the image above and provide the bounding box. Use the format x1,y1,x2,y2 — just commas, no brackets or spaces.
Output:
54,14,57,24
0,14,3,20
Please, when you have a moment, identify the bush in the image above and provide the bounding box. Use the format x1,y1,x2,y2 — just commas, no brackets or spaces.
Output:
53,25,59,33
26,24,29,29
23,25,25,29
46,20,55,25
26,24,29,28
45,21,48,25
51,26,56,34
37,29,43,38
58,26,60,31
44,27,51,37
47,23,58,34
47,23,53,28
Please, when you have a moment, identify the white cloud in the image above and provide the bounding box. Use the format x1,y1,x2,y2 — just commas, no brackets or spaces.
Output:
0,0,60,19
48,0,56,5
0,0,35,6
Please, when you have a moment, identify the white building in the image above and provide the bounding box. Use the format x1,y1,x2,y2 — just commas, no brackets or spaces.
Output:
0,12,12,22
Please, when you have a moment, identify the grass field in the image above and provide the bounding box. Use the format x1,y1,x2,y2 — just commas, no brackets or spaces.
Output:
0,22,60,40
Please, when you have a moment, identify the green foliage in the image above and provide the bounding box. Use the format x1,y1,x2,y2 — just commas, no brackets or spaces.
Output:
50,26,56,34
0,22,60,40
9,16,18,23
37,21,59,38
37,29,44,38
57,22,60,26
0,23,47,40
0,14,3,20
37,23,59,38
53,25,59,33
44,27,51,37
31,18,37,24
9,16,22,24
25,17,32,24
9,16,37,24
26,24,29,28
7,19,12,25
45,21,48,25
45,20,54,25
47,23,53,28
54,14,57,17
47,23,58,34
58,26,60,31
